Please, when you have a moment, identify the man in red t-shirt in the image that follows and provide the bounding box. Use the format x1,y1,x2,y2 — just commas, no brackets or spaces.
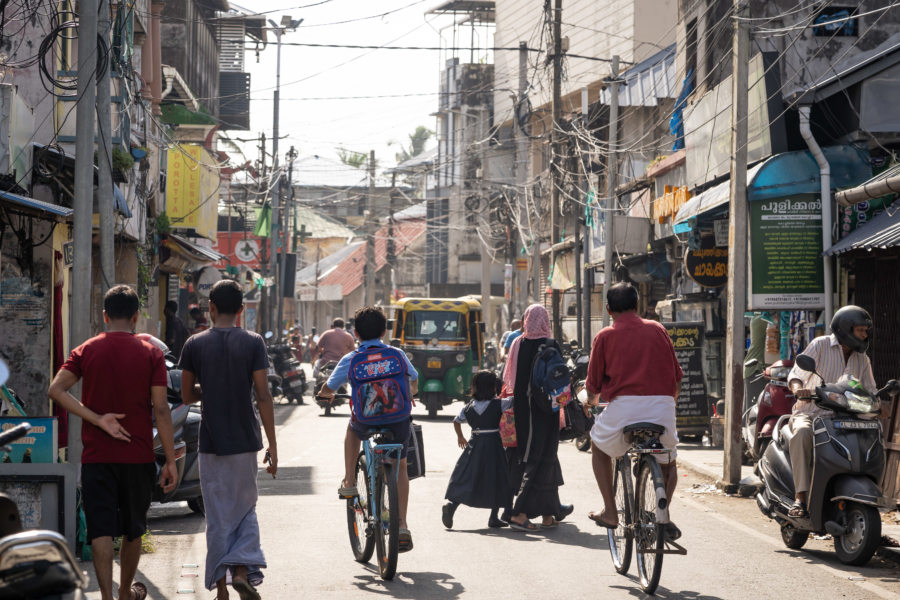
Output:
49,285,176,600
583,283,683,539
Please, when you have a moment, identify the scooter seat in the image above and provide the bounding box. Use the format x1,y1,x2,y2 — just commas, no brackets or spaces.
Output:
623,422,665,435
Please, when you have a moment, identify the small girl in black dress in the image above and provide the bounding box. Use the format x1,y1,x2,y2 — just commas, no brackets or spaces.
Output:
442,370,514,529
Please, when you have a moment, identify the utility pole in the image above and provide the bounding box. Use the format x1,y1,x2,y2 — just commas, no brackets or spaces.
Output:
258,132,268,334
549,0,563,339
276,148,291,336
71,0,98,487
97,0,113,300
580,87,593,346
723,0,749,488
386,173,397,305
574,87,586,345
479,106,492,339
365,150,376,307
270,26,284,339
601,55,621,328
515,41,529,319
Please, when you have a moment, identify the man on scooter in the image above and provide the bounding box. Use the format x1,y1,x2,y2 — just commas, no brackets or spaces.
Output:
786,305,876,518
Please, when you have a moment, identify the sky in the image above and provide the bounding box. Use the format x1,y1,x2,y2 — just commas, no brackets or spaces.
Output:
228,0,493,175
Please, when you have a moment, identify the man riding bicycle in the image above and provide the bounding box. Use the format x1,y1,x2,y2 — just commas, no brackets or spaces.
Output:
317,306,418,552
583,283,683,539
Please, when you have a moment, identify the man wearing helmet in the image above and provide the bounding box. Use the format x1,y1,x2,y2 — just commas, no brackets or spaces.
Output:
785,305,876,518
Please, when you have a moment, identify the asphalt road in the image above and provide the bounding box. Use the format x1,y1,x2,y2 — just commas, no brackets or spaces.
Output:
83,394,900,599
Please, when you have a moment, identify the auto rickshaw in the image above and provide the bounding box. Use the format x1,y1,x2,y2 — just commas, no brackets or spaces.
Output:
390,297,484,417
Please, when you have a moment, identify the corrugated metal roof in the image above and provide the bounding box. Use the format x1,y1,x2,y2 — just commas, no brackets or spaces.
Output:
826,203,900,256
317,219,426,297
289,155,369,188
600,45,677,107
0,190,73,220
294,208,357,240
295,241,364,285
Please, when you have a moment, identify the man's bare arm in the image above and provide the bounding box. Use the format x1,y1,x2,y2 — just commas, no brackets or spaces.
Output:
252,368,278,477
181,370,202,405
48,369,131,441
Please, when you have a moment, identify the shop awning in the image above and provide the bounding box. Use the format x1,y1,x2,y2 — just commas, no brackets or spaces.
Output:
674,145,873,231
160,234,225,275
165,233,225,262
0,189,73,220
835,163,900,205
825,204,900,256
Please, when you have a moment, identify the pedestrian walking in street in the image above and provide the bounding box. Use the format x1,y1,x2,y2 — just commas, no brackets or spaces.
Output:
442,370,513,530
583,282,683,540
48,285,177,600
316,306,419,552
179,280,278,600
502,304,566,531
164,300,190,359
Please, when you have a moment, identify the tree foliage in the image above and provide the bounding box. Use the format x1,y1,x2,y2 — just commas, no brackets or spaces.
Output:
337,148,368,169
394,126,434,164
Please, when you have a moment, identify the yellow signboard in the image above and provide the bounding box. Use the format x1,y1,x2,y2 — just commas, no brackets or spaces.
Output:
652,185,692,224
166,144,220,239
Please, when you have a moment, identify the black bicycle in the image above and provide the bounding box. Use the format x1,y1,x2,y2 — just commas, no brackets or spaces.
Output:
607,422,686,595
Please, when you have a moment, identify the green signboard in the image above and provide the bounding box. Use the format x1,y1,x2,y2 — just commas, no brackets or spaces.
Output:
749,194,825,310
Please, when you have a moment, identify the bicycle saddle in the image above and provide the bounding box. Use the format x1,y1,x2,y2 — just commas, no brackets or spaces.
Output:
623,422,665,434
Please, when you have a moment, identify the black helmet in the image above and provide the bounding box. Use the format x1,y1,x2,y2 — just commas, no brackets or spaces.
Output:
831,305,872,354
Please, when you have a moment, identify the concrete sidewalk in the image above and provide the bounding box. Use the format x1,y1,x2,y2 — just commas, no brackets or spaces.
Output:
676,441,900,557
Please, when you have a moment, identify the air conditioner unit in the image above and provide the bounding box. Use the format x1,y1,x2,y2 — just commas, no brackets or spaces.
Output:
666,241,685,263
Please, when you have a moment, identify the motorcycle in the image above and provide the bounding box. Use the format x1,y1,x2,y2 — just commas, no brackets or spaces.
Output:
564,341,598,452
741,358,796,464
483,340,499,372
314,361,347,416
756,354,898,565
0,422,87,598
265,333,307,404
151,364,204,515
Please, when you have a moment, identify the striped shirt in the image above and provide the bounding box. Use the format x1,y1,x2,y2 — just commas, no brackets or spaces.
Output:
788,334,876,418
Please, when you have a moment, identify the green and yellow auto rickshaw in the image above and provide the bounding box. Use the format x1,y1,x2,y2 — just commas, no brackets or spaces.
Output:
390,297,484,417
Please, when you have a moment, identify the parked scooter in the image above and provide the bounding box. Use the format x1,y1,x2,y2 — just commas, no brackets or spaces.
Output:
314,361,347,416
756,354,898,565
741,358,796,464
0,422,87,598
265,332,307,404
151,364,204,515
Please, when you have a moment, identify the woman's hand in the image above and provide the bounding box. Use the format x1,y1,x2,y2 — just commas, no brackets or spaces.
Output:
457,435,467,449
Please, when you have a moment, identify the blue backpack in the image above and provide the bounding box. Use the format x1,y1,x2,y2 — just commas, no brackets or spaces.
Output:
348,345,413,425
529,340,571,412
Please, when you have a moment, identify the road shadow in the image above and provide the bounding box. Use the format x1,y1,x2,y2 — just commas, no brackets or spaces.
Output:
257,465,314,496
441,522,609,550
774,548,900,582
352,569,464,599
611,582,727,600
272,402,301,426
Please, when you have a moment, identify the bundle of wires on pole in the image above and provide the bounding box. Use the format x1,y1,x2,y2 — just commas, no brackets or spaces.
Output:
39,18,109,96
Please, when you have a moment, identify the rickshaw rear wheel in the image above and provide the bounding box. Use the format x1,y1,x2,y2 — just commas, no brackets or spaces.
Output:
423,392,441,419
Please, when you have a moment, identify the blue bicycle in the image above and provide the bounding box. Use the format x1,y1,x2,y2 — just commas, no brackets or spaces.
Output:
345,426,404,580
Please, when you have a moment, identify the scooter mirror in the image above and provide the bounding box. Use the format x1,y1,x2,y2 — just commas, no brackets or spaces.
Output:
264,331,274,340
795,354,816,373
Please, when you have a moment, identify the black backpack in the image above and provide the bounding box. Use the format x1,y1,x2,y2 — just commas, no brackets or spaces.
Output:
528,340,571,412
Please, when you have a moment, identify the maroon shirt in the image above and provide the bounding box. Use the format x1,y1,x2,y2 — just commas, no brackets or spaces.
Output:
585,312,683,401
62,332,167,463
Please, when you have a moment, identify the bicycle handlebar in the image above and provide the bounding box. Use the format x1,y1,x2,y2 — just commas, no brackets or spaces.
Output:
0,422,31,447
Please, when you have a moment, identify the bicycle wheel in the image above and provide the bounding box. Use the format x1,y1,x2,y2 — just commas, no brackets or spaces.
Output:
607,457,633,575
345,452,374,562
635,458,666,594
374,461,400,580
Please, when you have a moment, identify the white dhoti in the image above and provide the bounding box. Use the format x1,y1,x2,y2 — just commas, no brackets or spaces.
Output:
589,395,679,463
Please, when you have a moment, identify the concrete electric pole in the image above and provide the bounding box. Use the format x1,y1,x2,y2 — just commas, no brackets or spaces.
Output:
549,0,562,339
601,56,621,328
97,0,114,300
365,150,376,307
723,0,750,488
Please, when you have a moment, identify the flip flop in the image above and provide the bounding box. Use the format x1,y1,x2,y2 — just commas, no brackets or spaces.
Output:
508,519,540,532
588,511,618,529
338,484,358,498
541,517,560,529
131,582,148,600
233,578,261,600
398,528,414,553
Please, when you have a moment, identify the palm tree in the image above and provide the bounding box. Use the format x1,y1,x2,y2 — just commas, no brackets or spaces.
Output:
393,126,434,163
337,148,368,169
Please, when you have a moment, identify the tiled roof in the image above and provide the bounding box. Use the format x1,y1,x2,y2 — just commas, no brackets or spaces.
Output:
318,219,426,297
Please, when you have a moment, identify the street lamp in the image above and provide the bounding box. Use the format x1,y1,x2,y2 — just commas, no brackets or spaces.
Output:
267,15,302,339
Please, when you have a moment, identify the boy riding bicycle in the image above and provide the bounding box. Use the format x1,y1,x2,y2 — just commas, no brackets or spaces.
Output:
317,306,419,552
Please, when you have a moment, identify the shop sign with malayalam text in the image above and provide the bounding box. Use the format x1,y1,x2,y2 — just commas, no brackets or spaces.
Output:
663,323,709,428
749,194,824,310
684,236,727,288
